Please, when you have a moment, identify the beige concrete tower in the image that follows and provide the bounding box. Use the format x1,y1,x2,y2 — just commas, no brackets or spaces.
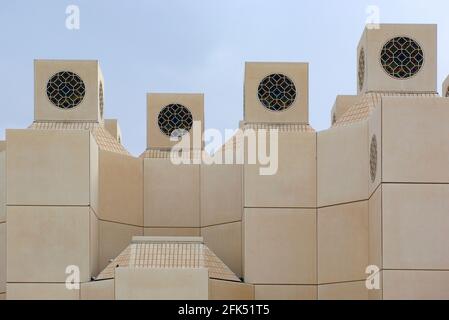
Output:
143,93,204,237
327,24,449,300
104,119,122,143
4,60,141,300
6,61,101,299
364,24,449,300
242,62,317,299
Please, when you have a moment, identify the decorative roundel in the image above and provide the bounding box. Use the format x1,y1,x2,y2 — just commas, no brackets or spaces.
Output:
47,71,85,109
381,37,424,79
158,104,193,138
358,48,365,91
257,73,296,111
99,82,104,118
370,135,378,183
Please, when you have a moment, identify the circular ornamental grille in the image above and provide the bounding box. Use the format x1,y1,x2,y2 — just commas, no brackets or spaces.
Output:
380,37,424,79
158,104,193,138
47,71,85,109
257,73,296,111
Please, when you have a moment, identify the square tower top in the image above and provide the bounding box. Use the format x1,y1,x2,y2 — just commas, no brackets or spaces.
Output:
146,93,204,150
244,62,309,124
357,24,437,94
34,60,104,122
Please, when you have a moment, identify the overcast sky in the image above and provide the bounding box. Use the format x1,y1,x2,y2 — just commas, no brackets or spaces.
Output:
1,0,448,155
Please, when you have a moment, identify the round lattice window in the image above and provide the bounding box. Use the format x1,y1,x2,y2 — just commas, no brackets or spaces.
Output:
358,48,365,91
381,37,424,79
370,135,378,183
258,73,296,111
99,82,104,118
47,71,85,109
158,104,193,138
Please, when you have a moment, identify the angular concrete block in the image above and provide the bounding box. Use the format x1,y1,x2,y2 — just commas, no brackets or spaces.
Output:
244,131,316,208
7,206,95,283
244,62,309,124
201,222,242,278
317,121,369,206
104,119,122,143
144,227,200,237
81,279,114,300
147,93,204,150
368,186,382,268
99,150,143,226
6,129,97,206
382,97,449,183
201,163,242,226
98,220,143,272
318,201,369,284
383,270,449,300
318,281,369,300
244,208,316,284
383,184,449,269
115,267,208,300
144,158,200,227
7,283,80,300
0,223,5,294
254,285,317,300
209,279,254,300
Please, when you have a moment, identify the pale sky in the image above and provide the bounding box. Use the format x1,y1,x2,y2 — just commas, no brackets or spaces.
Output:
1,0,448,155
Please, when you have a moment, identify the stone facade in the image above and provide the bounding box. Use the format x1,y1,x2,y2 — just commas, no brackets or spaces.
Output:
1,23,448,300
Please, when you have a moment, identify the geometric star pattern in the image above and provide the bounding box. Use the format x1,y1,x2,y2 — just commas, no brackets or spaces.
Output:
47,71,85,109
258,73,296,111
158,104,193,138
381,37,424,79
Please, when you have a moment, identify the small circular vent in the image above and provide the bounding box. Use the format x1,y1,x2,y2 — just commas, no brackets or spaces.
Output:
258,73,296,111
47,71,85,109
158,104,193,138
358,48,365,91
99,82,104,118
370,135,378,183
381,37,424,79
